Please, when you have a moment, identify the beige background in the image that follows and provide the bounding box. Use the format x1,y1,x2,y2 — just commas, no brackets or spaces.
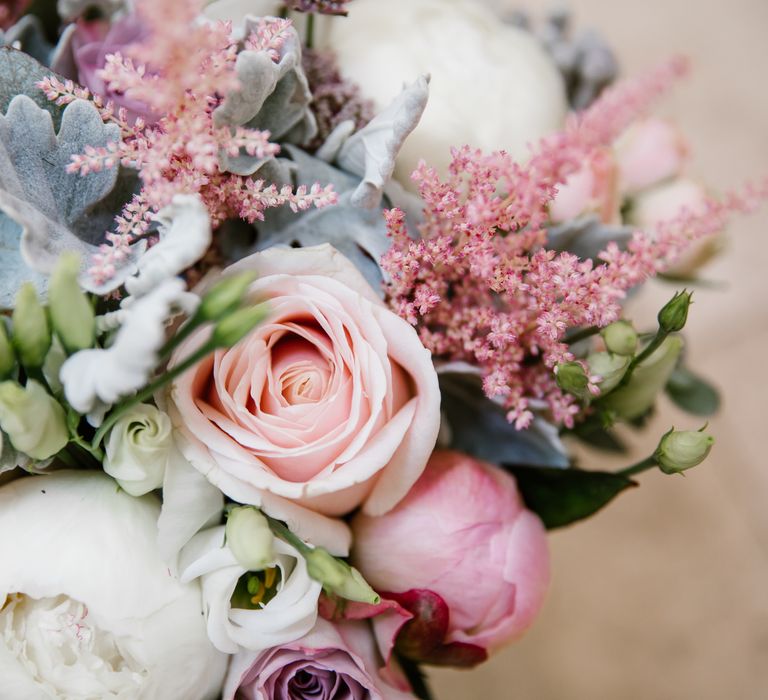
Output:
429,1,768,698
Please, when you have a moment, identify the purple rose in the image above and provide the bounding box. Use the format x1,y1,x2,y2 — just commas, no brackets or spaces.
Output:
224,619,415,700
72,14,157,124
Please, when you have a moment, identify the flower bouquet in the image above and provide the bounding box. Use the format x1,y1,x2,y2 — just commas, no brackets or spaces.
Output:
0,0,764,698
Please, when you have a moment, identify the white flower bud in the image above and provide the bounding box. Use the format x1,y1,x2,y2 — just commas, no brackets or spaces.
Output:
225,506,275,572
104,403,172,496
587,351,631,394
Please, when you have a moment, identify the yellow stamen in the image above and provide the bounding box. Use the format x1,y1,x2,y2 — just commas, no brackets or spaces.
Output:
264,567,277,589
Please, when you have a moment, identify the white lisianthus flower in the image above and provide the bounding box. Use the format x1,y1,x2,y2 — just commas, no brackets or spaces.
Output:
317,0,567,187
180,526,321,654
0,471,227,699
104,403,173,497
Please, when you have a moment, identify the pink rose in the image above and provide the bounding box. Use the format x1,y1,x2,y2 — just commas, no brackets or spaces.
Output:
72,14,158,125
168,245,440,548
223,618,415,700
351,450,549,654
615,117,688,194
549,147,620,224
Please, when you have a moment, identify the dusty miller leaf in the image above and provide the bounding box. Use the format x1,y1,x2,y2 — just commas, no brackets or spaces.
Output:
0,93,140,301
439,371,570,469
0,46,66,127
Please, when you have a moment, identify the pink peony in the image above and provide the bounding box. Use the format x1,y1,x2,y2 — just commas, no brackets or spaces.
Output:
615,117,688,193
168,245,440,539
549,147,620,224
352,450,550,654
72,14,157,124
223,618,414,700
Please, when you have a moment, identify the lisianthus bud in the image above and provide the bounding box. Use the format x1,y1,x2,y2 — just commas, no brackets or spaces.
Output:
11,283,51,368
49,253,95,353
104,403,172,496
587,351,631,393
197,272,257,321
352,451,549,654
555,361,591,399
0,380,68,460
225,506,275,571
654,427,714,474
305,547,379,605
601,321,638,356
211,304,268,348
602,335,683,420
0,322,15,378
658,290,692,333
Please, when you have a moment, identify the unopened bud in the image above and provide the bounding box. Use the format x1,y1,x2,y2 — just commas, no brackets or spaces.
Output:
601,321,638,356
654,426,714,474
211,304,268,348
0,322,15,378
305,547,380,604
11,284,50,368
587,351,631,393
0,380,68,460
197,272,257,321
226,506,275,571
555,361,591,400
602,335,683,420
49,253,95,353
658,290,692,333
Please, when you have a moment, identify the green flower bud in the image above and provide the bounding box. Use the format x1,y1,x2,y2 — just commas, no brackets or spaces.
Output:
211,303,269,348
0,380,68,460
305,547,380,604
602,336,683,420
226,506,275,571
658,290,692,333
601,321,638,356
654,426,714,474
11,284,51,368
49,253,95,353
197,272,257,321
555,361,592,400
587,351,631,394
0,322,15,378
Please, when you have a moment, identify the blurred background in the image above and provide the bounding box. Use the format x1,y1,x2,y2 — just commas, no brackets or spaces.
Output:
429,1,768,698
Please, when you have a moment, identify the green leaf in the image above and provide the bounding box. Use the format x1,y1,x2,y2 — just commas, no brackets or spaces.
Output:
569,415,628,454
665,366,720,417
504,465,637,530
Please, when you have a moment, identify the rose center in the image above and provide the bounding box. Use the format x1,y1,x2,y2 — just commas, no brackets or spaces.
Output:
0,593,147,697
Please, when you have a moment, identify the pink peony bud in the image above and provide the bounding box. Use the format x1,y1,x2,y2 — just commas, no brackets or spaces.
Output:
615,117,688,194
549,147,620,224
351,450,550,655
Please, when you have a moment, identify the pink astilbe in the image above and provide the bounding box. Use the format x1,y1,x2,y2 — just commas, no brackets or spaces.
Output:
383,59,764,429
286,0,352,16
40,2,336,287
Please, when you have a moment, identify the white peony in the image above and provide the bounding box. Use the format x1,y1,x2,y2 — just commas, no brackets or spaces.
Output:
179,526,321,654
0,471,227,699
317,0,567,187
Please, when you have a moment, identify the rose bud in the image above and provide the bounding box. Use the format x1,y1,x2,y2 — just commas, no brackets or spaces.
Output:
601,320,638,357
352,450,549,656
615,117,688,194
587,351,631,394
657,289,693,334
11,283,50,369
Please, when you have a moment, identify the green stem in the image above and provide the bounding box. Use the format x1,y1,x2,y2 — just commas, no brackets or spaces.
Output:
71,434,104,462
564,325,600,345
266,515,312,555
91,340,216,449
617,455,658,478
158,314,205,361
614,329,669,391
305,11,315,49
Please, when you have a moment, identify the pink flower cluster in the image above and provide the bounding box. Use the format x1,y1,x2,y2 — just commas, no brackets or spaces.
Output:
382,58,765,429
39,1,337,287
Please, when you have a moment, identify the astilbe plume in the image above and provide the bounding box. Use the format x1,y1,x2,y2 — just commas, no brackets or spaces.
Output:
383,58,766,430
286,0,351,16
39,0,337,287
